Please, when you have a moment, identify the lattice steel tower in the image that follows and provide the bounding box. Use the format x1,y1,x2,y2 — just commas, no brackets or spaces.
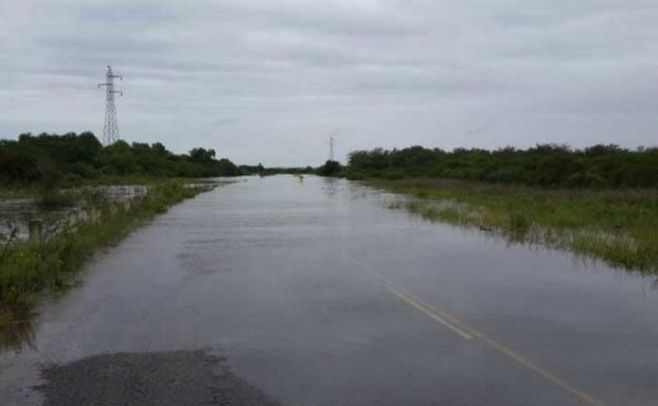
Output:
98,65,123,145
329,136,336,161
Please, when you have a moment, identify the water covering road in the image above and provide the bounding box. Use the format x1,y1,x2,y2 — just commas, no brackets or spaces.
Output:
2,175,658,405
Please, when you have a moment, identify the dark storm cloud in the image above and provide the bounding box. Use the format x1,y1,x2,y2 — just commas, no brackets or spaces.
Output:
1,0,657,165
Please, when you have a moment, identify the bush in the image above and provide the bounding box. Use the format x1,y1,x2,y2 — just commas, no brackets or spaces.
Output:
346,144,657,189
0,132,241,186
564,173,606,188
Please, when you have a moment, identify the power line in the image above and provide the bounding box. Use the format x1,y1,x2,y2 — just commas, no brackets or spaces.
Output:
98,65,123,145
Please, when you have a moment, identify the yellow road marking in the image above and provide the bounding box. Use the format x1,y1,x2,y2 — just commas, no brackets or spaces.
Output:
341,254,604,404
385,281,605,406
387,284,473,340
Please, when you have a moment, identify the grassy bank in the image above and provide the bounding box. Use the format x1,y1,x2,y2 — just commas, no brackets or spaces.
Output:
371,178,658,273
1,178,232,210
0,181,213,328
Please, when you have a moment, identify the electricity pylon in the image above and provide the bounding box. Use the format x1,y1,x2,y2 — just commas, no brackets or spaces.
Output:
329,136,336,161
98,65,123,145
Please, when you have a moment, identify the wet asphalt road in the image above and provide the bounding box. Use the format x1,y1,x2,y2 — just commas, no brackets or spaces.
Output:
1,175,658,405
39,350,280,406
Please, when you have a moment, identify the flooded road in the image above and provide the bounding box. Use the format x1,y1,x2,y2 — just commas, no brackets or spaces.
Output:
2,175,658,405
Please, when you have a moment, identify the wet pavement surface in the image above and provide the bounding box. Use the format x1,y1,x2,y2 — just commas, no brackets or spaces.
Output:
39,350,279,406
1,175,658,405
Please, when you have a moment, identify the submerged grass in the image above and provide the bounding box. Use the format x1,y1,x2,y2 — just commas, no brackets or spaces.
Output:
0,181,213,329
375,178,658,273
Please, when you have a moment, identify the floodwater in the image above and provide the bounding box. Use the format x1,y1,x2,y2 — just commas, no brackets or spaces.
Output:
1,175,658,405
0,185,149,242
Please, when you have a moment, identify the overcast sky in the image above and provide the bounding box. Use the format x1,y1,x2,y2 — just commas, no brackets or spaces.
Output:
1,0,657,165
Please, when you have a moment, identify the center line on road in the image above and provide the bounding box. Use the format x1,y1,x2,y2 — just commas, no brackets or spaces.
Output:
385,280,605,406
341,254,605,406
387,283,473,340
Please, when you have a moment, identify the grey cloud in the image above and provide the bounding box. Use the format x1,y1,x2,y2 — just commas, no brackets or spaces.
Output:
1,0,657,166
212,117,239,127
82,3,175,24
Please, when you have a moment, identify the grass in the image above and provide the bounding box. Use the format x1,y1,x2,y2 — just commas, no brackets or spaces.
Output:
0,180,214,331
81,174,207,186
0,175,212,198
38,188,76,208
0,185,42,200
372,178,658,273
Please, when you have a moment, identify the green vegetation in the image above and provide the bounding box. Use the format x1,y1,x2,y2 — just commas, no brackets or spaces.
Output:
239,164,314,176
0,181,214,329
316,160,342,176
346,145,658,188
376,178,658,273
338,144,657,272
240,161,343,177
0,132,240,189
0,132,230,345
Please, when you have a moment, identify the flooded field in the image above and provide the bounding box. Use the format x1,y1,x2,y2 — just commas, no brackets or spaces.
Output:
1,176,657,406
0,185,149,242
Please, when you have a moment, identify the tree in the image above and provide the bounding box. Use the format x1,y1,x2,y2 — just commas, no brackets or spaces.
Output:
189,148,216,163
317,160,341,176
0,132,241,184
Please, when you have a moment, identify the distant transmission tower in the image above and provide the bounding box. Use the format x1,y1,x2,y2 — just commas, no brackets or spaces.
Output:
98,65,123,145
329,136,336,161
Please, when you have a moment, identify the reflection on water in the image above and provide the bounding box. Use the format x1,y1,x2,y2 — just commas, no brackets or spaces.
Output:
2,176,658,406
0,317,35,353
0,186,151,350
322,178,339,197
384,195,654,275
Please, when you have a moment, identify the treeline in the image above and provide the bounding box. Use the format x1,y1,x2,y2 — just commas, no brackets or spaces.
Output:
239,164,314,176
0,132,240,185
345,145,658,188
241,163,339,177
